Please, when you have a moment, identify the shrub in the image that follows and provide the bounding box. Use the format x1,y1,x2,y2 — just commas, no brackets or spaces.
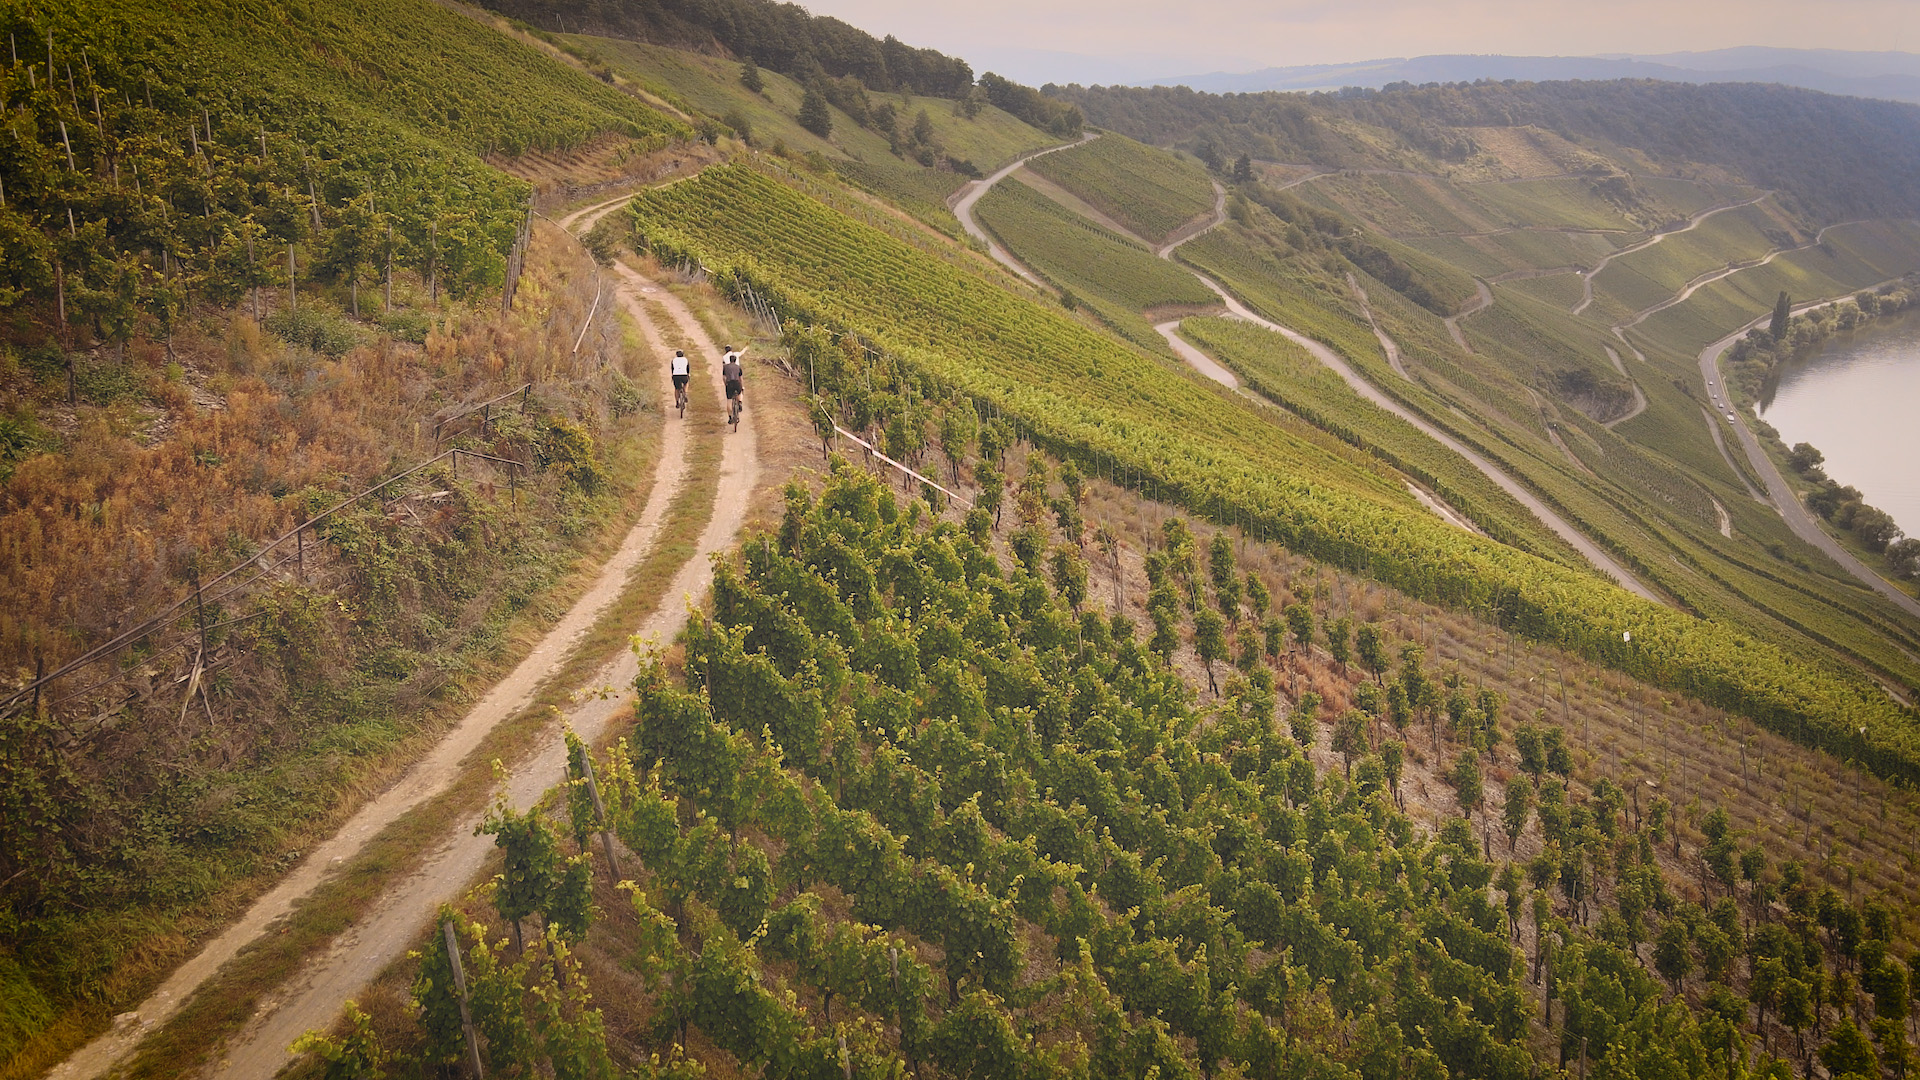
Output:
538,417,607,494
266,307,362,355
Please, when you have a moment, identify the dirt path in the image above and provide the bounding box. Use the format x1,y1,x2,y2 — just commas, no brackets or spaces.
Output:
950,133,1097,286
1185,269,1663,601
229,264,753,1079
928,134,1660,601
1345,273,1411,379
48,196,760,1079
1153,320,1239,388
1445,278,1492,352
1010,168,1138,242
1698,301,1920,621
1572,195,1769,314
1158,181,1228,258
1599,345,1649,428
1611,220,1867,335
42,223,681,1080
195,262,762,1080
1712,495,1733,538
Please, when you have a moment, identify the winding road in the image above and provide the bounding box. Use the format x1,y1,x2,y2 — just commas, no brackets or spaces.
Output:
949,133,1097,286
49,194,765,1080
955,135,1664,601
1599,346,1648,428
1346,273,1413,378
1699,300,1920,620
1571,195,1769,314
1444,279,1493,352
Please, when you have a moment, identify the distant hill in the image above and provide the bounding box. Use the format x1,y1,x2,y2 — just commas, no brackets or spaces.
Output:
1054,78,1920,221
1142,48,1920,106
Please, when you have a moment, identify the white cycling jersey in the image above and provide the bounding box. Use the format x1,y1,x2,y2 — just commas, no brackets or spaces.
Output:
670,354,691,376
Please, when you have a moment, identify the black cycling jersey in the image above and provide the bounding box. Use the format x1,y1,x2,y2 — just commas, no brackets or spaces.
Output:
722,360,743,382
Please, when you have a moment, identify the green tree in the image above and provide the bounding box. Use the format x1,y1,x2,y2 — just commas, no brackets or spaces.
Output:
1502,774,1534,854
1821,1018,1879,1078
1208,531,1236,593
1194,607,1227,694
741,59,764,93
1771,290,1793,341
799,86,834,138
1246,573,1272,620
291,1001,387,1080
1326,616,1352,669
1050,545,1088,613
411,911,469,1069
1233,154,1254,183
1355,622,1386,683
1290,692,1321,749
913,108,935,145
1654,919,1693,993
547,852,596,944
1380,740,1405,806
1447,750,1483,820
1284,602,1315,657
1331,710,1367,777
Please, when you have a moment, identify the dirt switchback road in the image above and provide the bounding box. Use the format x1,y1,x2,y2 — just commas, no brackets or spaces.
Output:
1572,195,1768,314
196,261,761,1080
950,133,1098,285
983,139,1663,602
47,197,760,1080
1187,269,1663,602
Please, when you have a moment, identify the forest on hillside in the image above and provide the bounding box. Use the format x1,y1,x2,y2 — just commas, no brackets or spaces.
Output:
479,0,976,97
1053,80,1920,221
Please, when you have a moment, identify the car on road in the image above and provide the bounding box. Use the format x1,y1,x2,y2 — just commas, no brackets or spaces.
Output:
1725,412,1736,422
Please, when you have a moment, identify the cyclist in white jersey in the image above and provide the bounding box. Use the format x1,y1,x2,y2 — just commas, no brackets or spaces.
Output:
670,349,691,403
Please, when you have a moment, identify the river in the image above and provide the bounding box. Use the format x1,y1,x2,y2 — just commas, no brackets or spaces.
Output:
1759,310,1920,537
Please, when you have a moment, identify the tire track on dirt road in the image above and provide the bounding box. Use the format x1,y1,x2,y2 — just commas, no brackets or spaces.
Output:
198,252,762,1080
48,196,757,1079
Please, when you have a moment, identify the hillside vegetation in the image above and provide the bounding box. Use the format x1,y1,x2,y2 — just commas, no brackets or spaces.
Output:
336,460,1920,1080
975,181,1215,311
0,0,689,1067
1025,134,1216,245
1006,82,1920,709
1056,79,1920,222
622,163,1920,788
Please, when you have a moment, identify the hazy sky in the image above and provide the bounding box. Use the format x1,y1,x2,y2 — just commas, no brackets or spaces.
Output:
795,0,1920,83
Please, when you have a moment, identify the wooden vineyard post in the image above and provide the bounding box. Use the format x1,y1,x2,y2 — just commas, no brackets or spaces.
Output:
442,919,485,1078
190,558,209,659
578,749,619,880
296,527,304,580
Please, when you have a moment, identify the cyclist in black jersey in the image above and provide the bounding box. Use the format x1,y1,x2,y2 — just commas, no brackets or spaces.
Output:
721,346,745,420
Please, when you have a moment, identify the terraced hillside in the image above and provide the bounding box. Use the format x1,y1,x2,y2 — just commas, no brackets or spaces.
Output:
624,162,1920,785
1012,89,1920,706
1025,133,1216,245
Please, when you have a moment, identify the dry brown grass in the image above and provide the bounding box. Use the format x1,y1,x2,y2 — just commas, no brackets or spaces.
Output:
0,219,681,1077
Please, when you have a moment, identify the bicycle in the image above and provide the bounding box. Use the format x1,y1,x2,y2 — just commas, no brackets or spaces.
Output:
728,393,741,432
675,381,688,419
